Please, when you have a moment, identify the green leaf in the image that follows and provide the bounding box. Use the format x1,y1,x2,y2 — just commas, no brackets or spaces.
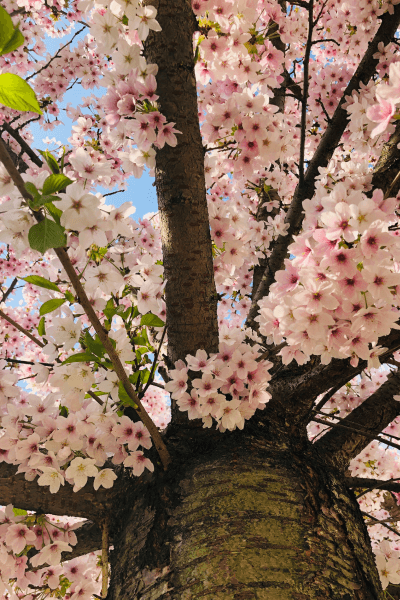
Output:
103,298,118,320
38,316,46,336
1,25,24,55
129,371,141,384
12,508,27,516
118,381,138,409
59,405,69,417
38,149,60,174
23,275,61,293
28,218,66,254
25,182,40,200
0,73,42,114
84,332,105,358
0,7,15,47
133,336,147,346
62,352,97,365
64,290,75,303
140,313,165,328
44,202,62,226
39,298,66,316
38,194,61,203
42,174,73,195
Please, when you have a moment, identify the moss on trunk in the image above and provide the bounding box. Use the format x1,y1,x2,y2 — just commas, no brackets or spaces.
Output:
107,431,383,599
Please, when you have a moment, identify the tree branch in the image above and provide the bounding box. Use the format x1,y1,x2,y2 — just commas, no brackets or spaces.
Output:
299,0,314,183
0,462,112,521
246,3,400,329
0,308,45,348
314,370,400,470
345,476,400,494
1,277,18,303
1,123,43,168
0,138,171,471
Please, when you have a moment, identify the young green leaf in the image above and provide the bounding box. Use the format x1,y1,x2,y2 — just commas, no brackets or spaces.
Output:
39,298,66,316
1,25,24,56
23,275,61,293
118,381,138,409
12,507,27,516
38,150,60,174
0,7,24,56
0,6,15,45
28,218,66,254
140,313,165,327
44,202,63,226
62,352,97,365
0,73,42,114
25,182,40,200
84,332,105,358
64,290,75,304
42,174,73,195
37,316,46,336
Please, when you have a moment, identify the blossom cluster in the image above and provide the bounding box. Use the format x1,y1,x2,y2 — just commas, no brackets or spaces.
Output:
256,179,400,368
0,504,102,599
1,0,400,594
165,328,272,431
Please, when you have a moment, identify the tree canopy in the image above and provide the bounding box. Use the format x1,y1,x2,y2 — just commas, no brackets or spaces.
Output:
1,0,400,597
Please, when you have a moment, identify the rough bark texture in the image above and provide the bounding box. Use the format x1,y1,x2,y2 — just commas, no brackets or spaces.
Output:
106,428,383,600
143,0,219,366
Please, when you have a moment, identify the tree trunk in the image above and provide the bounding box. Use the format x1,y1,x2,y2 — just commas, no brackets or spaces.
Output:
107,428,383,600
144,0,219,365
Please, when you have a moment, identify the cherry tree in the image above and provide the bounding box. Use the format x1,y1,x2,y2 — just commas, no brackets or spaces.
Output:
2,0,400,597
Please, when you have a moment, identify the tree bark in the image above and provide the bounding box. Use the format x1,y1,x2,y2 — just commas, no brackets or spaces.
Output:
106,429,383,599
143,0,219,365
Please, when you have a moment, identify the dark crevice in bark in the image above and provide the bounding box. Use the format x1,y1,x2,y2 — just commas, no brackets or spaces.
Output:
107,429,384,599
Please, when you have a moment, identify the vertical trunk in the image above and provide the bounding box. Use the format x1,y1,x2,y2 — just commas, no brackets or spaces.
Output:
144,0,219,364
107,431,383,600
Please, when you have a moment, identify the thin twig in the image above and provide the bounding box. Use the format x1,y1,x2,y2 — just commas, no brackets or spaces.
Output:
1,123,43,167
0,309,45,348
299,0,314,183
308,381,346,419
2,357,53,367
87,389,104,406
311,37,340,46
312,417,400,452
354,477,400,499
26,27,86,82
101,517,109,598
361,511,400,537
1,277,18,304
140,326,167,398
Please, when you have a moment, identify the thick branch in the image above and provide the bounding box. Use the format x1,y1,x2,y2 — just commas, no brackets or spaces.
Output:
64,520,104,560
345,477,400,494
0,462,111,521
314,370,400,470
263,322,400,432
246,4,400,328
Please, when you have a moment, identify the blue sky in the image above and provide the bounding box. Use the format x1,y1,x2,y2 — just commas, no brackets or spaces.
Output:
28,26,158,219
